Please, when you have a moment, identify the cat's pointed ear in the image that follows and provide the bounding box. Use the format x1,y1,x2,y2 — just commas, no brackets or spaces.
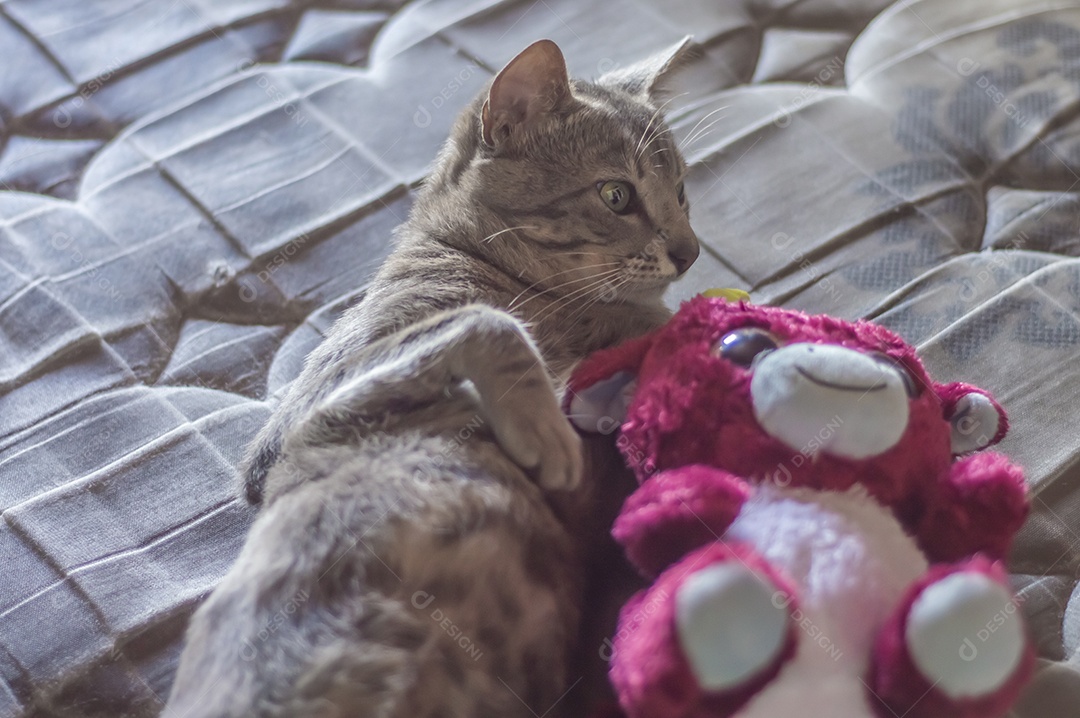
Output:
599,37,698,104
482,39,571,147
564,333,655,434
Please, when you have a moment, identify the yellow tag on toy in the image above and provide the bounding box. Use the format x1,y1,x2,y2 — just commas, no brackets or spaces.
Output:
701,288,751,302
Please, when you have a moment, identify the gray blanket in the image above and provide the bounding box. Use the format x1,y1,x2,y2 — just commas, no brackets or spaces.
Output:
1,0,1078,715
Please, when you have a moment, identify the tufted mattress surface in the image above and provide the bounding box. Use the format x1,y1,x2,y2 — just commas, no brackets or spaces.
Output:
1,0,1079,715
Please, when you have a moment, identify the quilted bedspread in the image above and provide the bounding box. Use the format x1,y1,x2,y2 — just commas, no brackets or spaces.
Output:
2,0,1080,715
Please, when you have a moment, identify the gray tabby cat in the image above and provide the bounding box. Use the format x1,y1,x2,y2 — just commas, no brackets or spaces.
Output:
164,38,699,718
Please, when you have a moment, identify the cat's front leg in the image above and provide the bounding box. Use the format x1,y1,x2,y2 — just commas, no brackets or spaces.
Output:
296,304,583,491
445,308,584,491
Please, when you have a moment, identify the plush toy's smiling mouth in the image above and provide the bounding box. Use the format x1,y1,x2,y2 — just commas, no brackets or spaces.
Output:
751,343,910,460
795,366,887,393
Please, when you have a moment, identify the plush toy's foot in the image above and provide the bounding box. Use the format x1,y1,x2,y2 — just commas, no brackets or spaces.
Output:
676,561,791,694
869,558,1034,718
610,543,797,718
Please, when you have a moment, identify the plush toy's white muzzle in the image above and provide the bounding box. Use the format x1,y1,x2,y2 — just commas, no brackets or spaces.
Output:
750,344,910,460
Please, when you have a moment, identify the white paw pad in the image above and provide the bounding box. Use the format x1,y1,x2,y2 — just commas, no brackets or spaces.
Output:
906,572,1025,699
675,563,790,692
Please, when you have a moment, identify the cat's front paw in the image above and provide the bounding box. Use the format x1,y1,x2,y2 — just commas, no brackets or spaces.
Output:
490,398,583,491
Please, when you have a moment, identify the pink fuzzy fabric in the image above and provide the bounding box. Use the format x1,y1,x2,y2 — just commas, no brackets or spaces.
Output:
868,558,1035,718
917,453,1028,562
613,466,752,578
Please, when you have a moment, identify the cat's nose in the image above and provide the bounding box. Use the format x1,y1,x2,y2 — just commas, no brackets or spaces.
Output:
668,235,699,275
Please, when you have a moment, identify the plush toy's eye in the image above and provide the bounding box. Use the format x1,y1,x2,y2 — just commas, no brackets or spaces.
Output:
871,352,920,397
714,328,779,367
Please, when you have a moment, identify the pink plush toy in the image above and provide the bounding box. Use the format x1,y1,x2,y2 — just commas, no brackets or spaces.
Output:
567,295,1034,718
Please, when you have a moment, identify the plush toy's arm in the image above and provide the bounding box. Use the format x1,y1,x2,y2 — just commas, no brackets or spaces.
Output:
565,333,656,434
613,465,751,577
916,452,1028,563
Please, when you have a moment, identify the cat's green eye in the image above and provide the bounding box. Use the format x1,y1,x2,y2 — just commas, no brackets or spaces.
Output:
599,180,635,214
676,181,686,204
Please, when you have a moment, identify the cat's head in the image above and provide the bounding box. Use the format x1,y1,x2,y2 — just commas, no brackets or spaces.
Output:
430,39,701,308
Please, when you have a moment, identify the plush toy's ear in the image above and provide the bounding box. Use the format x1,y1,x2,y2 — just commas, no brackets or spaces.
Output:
597,37,698,105
565,333,656,434
936,382,1009,454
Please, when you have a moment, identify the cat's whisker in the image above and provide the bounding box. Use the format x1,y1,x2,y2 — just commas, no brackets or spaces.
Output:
525,268,624,317
681,104,729,148
549,275,634,344
509,265,622,311
683,118,727,155
682,127,725,162
683,117,727,153
633,94,681,164
638,120,671,167
511,270,624,318
649,147,671,170
684,115,726,149
682,111,729,154
482,225,538,243
639,96,685,158
528,271,626,324
634,106,664,164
